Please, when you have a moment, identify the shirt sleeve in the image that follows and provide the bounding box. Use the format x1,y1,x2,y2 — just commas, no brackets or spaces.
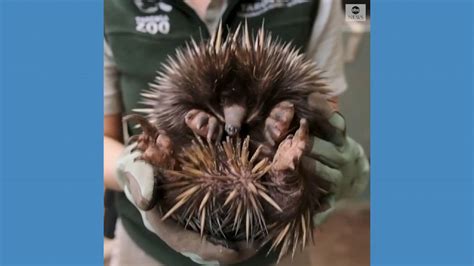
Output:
104,40,123,115
306,0,347,96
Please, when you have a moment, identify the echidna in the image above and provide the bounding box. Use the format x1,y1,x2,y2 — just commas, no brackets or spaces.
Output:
126,23,338,261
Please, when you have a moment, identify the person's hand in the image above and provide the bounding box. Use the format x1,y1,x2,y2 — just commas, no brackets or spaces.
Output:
301,112,370,224
115,144,260,265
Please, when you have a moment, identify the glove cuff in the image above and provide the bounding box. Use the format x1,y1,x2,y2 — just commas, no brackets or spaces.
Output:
114,143,138,189
115,143,157,210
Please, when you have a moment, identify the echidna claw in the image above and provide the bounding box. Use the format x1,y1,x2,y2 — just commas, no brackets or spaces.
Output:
185,109,223,142
125,135,139,145
124,114,176,169
123,114,158,137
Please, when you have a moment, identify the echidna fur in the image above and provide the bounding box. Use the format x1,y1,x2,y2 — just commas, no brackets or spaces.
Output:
128,23,338,261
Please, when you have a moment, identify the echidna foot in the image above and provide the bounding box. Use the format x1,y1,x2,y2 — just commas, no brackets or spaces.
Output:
271,119,309,177
265,119,308,217
264,101,295,147
185,109,223,142
137,134,175,169
124,114,176,169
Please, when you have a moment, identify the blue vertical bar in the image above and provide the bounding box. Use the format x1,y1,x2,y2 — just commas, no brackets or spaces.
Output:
372,0,473,265
0,1,103,265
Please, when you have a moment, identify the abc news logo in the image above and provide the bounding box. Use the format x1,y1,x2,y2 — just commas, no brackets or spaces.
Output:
345,4,366,21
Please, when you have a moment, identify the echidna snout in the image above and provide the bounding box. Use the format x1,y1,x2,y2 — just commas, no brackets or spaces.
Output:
225,124,239,136
223,104,246,136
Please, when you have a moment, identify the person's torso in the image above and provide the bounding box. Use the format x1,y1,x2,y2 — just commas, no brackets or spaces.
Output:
105,0,319,264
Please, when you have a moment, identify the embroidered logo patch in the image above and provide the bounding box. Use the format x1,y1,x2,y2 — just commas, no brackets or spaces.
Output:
134,0,172,14
135,15,170,35
237,0,311,18
134,1,172,35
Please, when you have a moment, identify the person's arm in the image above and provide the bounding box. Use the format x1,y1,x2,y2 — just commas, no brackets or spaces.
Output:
103,40,124,191
104,115,124,191
306,0,347,101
